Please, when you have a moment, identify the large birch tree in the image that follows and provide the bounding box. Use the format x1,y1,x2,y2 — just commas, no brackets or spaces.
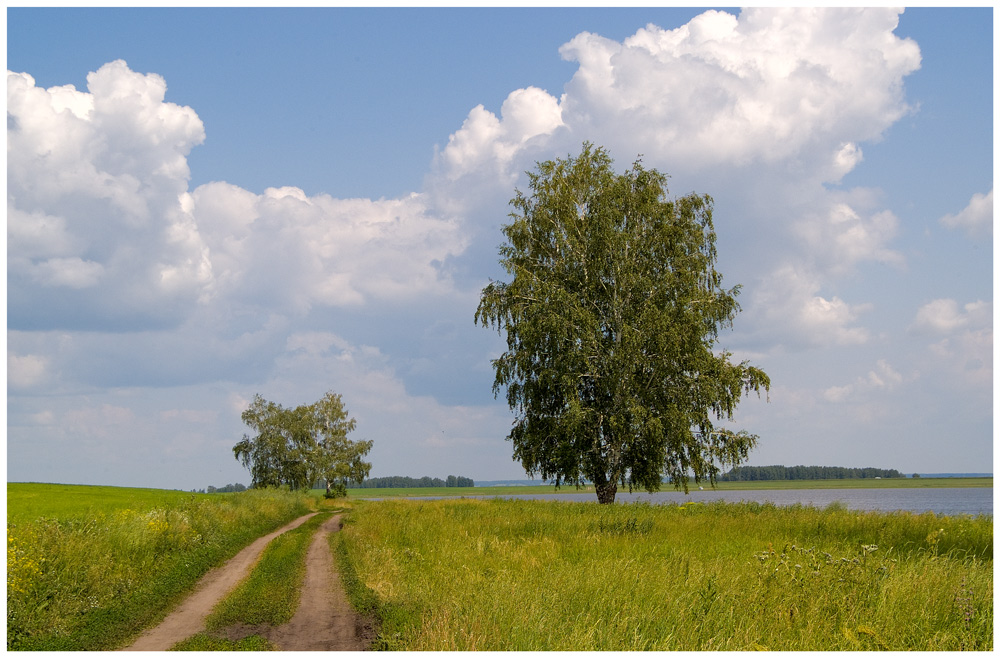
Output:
475,143,770,504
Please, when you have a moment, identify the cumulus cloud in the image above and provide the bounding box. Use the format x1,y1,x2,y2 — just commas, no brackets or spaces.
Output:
8,63,209,330
744,265,871,350
8,353,50,390
8,60,470,334
792,187,904,275
191,182,467,312
435,86,564,183
555,7,918,176
824,359,904,402
910,298,991,335
428,8,918,352
909,299,992,391
940,188,993,236
436,8,920,188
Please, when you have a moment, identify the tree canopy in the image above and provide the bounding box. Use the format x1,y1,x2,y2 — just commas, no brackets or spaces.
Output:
475,143,770,503
233,391,372,494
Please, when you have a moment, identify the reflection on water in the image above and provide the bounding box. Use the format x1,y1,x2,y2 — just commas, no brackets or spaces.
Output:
387,487,993,516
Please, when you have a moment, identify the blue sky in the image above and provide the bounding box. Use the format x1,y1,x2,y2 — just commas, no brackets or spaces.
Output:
6,7,993,490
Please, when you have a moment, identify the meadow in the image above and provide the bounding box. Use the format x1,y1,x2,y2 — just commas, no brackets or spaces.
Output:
8,482,992,651
337,497,993,651
6,483,314,650
7,482,215,522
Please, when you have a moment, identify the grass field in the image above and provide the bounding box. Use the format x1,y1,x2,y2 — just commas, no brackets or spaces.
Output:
9,481,992,651
7,482,214,523
6,484,315,650
337,497,993,651
345,477,992,499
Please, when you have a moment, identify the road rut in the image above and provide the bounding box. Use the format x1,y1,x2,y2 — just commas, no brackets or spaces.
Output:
122,513,317,651
267,514,369,650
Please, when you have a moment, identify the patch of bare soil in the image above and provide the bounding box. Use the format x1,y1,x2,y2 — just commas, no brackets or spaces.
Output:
121,513,317,651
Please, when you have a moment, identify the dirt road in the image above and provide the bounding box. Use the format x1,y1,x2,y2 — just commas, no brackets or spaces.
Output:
266,514,371,650
122,511,372,651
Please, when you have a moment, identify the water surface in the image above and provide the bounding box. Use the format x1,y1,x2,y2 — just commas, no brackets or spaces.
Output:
394,487,992,516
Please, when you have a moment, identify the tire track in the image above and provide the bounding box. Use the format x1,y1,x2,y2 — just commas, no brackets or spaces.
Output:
267,513,371,650
121,512,317,651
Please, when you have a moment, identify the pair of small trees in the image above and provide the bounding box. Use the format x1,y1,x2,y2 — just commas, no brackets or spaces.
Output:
233,391,372,496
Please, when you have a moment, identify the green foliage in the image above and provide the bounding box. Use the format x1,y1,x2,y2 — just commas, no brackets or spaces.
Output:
339,498,992,650
233,391,372,491
6,487,312,650
204,512,329,629
476,143,769,502
207,483,248,493
325,482,348,499
171,633,277,651
720,465,905,481
352,475,475,489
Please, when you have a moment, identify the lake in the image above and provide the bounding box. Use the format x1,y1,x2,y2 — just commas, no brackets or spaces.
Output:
405,487,993,516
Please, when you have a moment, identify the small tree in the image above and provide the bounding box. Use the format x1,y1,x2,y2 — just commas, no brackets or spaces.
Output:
476,143,770,503
233,391,372,492
310,392,373,496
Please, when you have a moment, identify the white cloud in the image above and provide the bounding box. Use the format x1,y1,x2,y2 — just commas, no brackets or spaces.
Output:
8,353,50,390
190,183,467,311
823,359,904,403
434,86,564,186
556,8,919,176
794,193,903,275
8,62,210,329
940,188,993,236
746,265,871,349
910,298,991,335
8,60,470,333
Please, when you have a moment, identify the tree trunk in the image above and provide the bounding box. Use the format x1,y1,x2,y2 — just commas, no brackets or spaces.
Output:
325,479,331,496
595,481,617,504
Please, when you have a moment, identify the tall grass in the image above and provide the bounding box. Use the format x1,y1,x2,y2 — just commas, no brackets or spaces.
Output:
7,487,314,650
338,498,992,651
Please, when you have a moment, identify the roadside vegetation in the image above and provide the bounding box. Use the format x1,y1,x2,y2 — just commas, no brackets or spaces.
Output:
337,498,992,650
6,485,314,650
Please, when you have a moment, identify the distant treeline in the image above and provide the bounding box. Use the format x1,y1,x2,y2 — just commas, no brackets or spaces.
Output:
350,475,475,489
718,465,904,481
192,483,247,493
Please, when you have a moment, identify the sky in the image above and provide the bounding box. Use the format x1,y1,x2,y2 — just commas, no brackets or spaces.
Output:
6,7,994,490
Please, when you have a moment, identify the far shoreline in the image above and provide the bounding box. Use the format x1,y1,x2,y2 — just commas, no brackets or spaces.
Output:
347,476,992,499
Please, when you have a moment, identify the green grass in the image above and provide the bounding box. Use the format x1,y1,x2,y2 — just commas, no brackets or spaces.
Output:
344,477,991,499
170,634,277,651
338,498,992,651
7,482,215,523
202,512,330,630
7,485,315,650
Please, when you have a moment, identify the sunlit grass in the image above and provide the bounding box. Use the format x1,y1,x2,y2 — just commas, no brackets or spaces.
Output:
7,486,314,650
338,498,992,651
7,482,214,523
170,634,277,651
